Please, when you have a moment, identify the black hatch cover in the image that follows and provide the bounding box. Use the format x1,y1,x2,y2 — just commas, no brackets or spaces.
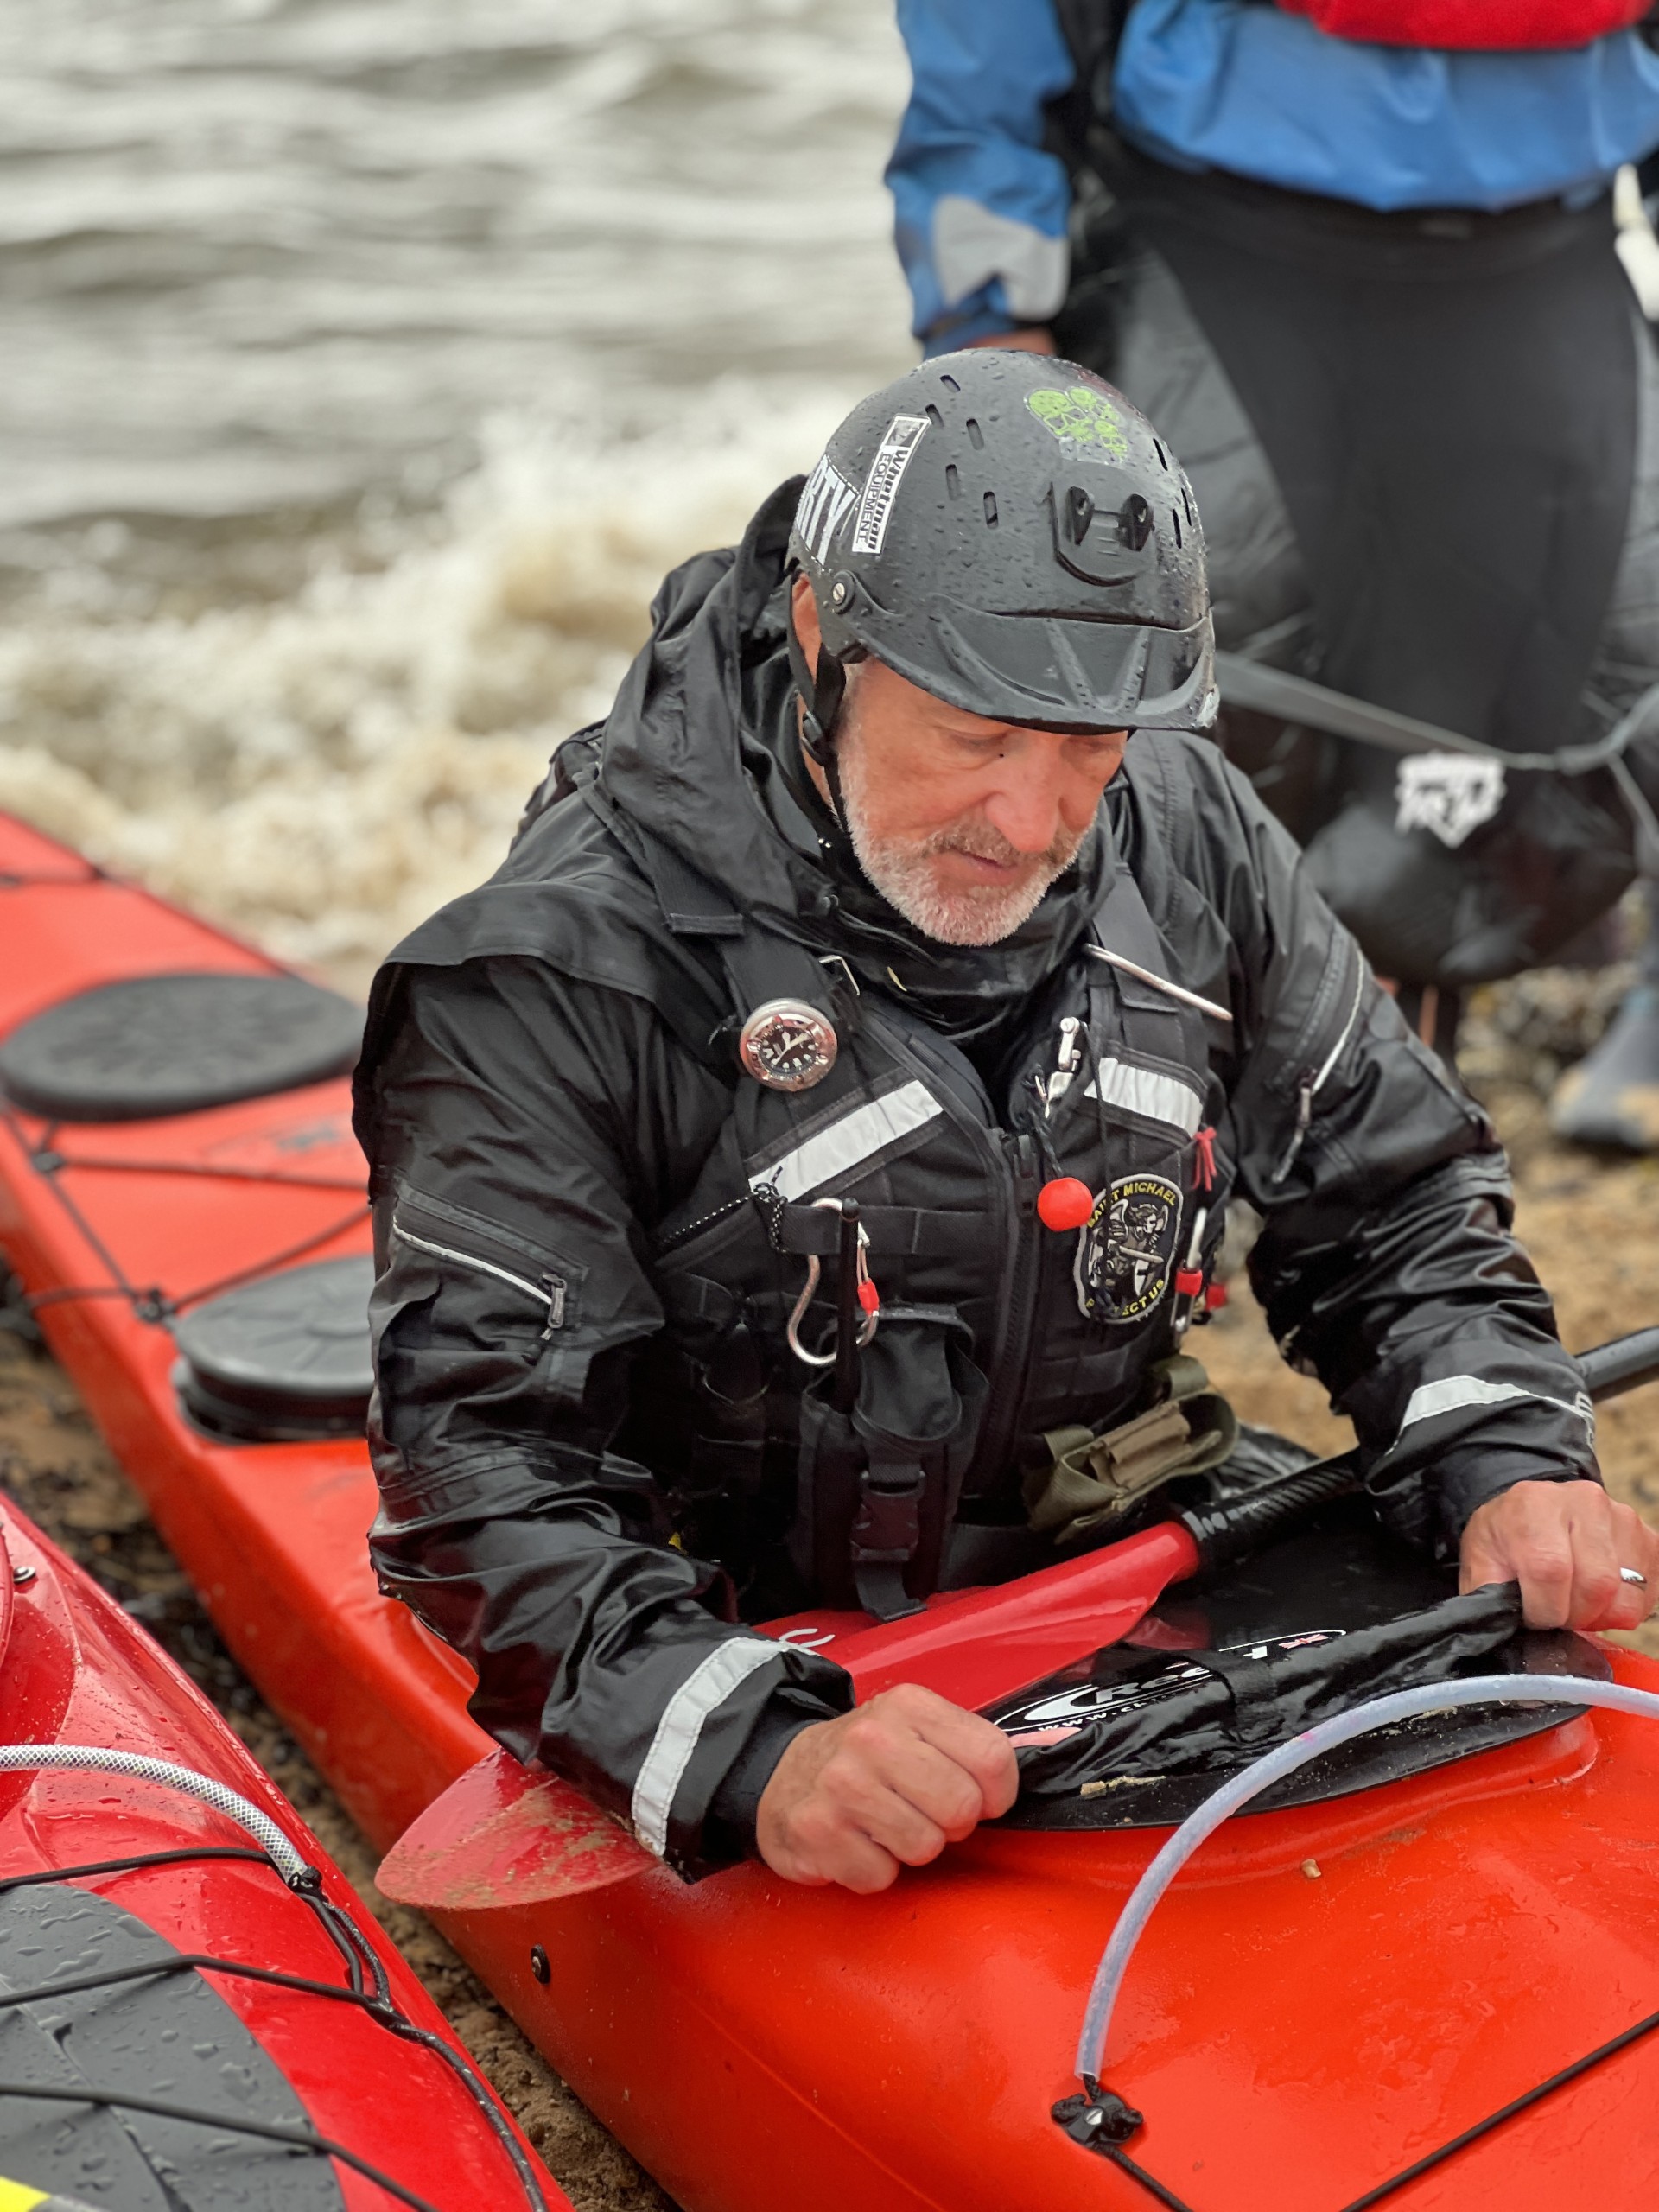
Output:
173,1255,373,1444
0,973,362,1122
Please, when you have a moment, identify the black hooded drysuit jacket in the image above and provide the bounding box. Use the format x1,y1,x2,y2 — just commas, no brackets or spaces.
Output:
353,483,1597,1879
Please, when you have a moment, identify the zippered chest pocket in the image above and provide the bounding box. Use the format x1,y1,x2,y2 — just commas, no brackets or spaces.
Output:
1044,1014,1209,1180
390,1185,581,1341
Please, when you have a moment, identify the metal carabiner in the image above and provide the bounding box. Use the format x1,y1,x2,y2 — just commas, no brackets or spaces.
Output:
785,1196,880,1370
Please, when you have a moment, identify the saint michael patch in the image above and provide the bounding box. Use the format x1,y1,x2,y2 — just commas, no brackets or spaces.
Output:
1074,1173,1183,1325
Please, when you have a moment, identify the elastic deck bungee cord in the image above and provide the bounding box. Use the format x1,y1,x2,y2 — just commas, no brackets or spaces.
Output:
1058,1675,1659,2212
0,1097,368,1325
0,1759,550,2212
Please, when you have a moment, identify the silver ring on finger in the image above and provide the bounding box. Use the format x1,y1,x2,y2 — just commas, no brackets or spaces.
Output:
1621,1567,1649,1588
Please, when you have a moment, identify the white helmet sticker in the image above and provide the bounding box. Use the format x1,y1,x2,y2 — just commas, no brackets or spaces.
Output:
851,414,929,556
794,455,857,568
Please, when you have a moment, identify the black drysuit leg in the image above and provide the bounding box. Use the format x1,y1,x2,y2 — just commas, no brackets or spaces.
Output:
1058,156,1659,992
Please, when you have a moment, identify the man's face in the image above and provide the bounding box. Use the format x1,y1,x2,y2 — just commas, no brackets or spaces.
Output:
792,575,1128,947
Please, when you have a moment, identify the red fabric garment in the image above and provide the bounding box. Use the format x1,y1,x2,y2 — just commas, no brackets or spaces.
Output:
1274,0,1649,49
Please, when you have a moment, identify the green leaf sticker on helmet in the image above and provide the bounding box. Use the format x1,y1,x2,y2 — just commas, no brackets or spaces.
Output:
1026,385,1130,460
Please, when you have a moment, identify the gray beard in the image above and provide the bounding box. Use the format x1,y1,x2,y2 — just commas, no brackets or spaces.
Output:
836,737,1087,948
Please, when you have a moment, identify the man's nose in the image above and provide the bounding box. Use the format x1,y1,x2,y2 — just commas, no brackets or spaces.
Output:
981,753,1073,855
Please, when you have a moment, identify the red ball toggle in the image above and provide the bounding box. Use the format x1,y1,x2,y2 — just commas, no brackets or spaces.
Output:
1036,1177,1095,1232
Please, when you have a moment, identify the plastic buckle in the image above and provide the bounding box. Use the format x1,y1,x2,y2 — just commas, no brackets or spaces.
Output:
851,1469,924,1561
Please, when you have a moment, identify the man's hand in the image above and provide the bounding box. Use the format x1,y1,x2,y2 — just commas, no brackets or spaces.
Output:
961,327,1057,354
1459,1478,1659,1631
755,1683,1019,1892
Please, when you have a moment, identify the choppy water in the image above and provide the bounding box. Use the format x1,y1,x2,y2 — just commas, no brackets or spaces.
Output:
0,0,912,978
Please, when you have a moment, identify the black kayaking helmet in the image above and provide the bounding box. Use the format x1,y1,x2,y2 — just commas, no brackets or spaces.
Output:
786,349,1217,763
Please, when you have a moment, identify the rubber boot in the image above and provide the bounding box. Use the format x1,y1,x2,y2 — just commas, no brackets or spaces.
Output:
1552,917,1659,1151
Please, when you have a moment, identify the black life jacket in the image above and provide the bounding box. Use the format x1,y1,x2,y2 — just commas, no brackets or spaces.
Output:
624,836,1229,1622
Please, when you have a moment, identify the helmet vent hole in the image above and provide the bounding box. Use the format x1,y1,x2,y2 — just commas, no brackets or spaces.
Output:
939,372,960,394
946,462,961,500
1183,486,1195,527
1119,494,1153,550
983,490,999,528
1171,508,1183,548
966,417,984,451
1154,439,1169,470
925,404,944,429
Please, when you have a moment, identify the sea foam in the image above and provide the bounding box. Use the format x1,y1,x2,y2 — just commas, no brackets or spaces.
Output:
0,382,862,989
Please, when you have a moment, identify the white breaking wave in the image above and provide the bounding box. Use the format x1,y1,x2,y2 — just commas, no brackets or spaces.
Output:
0,0,911,988
0,382,863,988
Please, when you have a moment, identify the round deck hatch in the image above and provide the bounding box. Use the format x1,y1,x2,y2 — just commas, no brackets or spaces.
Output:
0,971,362,1122
174,1255,373,1443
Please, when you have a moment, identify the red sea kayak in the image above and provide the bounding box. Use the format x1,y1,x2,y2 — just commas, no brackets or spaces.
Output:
3,805,1659,2212
0,1488,558,2208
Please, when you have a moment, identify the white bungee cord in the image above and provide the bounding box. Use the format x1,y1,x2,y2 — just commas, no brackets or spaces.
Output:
0,1744,307,1881
1075,1674,1659,2088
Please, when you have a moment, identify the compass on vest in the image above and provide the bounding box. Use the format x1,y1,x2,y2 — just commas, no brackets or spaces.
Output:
738,1000,838,1092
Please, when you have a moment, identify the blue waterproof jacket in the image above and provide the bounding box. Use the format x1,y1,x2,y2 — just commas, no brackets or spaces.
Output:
890,0,1659,346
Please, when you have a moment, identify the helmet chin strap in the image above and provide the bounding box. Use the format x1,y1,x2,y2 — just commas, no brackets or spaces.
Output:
785,594,855,836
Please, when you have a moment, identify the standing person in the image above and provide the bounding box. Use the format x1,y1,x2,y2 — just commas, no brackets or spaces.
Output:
887,0,1659,1139
354,358,1657,1895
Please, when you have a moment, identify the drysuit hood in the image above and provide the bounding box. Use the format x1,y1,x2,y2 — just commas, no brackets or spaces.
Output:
593,477,1117,1052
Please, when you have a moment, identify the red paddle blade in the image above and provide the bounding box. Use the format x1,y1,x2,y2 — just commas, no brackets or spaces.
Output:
377,1521,1205,1910
833,1519,1201,1709
376,1747,653,1910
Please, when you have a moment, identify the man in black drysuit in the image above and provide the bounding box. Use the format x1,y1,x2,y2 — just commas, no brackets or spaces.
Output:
354,355,1659,1895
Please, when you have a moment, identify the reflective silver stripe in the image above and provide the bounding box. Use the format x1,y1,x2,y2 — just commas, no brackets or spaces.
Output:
1082,1055,1204,1137
1398,1376,1533,1432
631,1639,782,1859
750,1078,944,1205
1396,1374,1593,1441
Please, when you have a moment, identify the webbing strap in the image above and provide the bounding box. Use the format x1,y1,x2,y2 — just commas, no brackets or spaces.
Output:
772,1204,986,1260
636,836,745,940
1187,1649,1280,1749
853,1560,925,1621
634,828,837,1026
